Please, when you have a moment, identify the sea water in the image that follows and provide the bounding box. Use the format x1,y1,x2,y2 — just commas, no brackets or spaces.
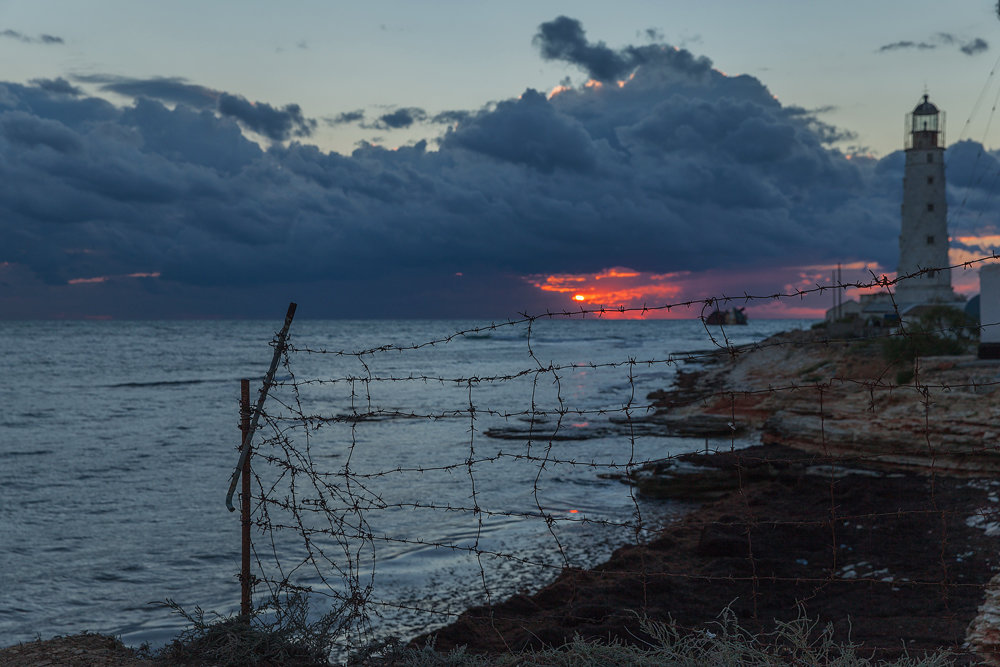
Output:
0,317,810,648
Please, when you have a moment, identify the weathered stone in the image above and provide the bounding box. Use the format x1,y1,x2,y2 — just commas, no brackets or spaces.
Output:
968,572,1000,665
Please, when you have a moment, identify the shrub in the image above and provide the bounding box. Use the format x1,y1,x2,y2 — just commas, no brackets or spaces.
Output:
881,306,978,365
156,594,347,666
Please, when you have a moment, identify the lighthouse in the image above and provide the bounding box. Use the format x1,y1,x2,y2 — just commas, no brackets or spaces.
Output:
895,94,958,305
826,94,964,323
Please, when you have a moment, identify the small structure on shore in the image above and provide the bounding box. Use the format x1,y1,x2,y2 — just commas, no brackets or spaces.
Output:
828,94,965,323
705,307,747,326
980,263,1000,358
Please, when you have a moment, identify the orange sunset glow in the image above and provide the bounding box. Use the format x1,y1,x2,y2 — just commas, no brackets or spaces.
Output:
547,84,571,99
549,75,632,100
950,245,1000,295
68,272,162,285
523,260,975,320
526,267,689,318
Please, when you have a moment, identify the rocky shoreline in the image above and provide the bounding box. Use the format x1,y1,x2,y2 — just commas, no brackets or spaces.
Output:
418,328,1000,665
7,327,1000,665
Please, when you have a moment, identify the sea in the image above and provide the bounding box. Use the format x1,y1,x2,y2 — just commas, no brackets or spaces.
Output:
0,317,811,651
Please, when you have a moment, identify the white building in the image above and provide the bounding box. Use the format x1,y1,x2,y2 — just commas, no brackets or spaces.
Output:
981,263,1000,358
895,94,958,305
827,94,963,322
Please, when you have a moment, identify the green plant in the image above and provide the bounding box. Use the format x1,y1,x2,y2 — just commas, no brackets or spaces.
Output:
881,306,978,365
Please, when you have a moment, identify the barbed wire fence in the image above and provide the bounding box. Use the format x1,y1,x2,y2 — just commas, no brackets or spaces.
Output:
230,253,1000,662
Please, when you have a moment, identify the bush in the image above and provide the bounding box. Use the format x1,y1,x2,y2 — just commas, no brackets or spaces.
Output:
156,594,347,666
881,306,978,366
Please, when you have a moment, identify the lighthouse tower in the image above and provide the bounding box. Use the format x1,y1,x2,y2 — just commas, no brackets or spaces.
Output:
895,94,957,305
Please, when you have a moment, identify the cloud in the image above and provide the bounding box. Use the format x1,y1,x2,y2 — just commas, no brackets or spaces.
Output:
74,74,220,109
327,109,365,125
441,89,601,172
534,16,711,83
0,29,64,44
1,111,83,153
374,107,427,129
217,93,316,140
961,37,989,56
642,28,664,43
786,106,857,144
73,75,317,142
29,77,82,96
430,109,471,125
328,107,469,130
877,33,988,56
878,40,936,53
534,15,637,81
3,17,996,319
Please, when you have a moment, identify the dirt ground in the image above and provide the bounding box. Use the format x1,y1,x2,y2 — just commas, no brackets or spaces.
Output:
418,331,1000,664
0,633,152,666
418,443,1000,665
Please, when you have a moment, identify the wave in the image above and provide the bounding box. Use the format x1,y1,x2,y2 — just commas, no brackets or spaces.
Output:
0,448,54,458
106,377,240,388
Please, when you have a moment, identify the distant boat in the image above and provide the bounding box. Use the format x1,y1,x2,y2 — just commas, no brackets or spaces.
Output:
705,307,747,326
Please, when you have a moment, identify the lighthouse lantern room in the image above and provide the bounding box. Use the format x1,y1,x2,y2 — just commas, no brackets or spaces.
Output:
905,94,945,149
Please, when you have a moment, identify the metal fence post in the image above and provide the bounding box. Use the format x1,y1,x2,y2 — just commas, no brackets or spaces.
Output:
240,378,252,617
226,302,297,512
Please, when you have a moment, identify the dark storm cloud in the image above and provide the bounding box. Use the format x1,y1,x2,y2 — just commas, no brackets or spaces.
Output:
786,106,857,144
535,16,634,80
217,93,316,140
441,89,601,172
29,77,82,96
1,111,82,153
8,17,993,318
533,16,711,82
74,74,220,109
72,75,317,141
0,29,63,44
878,33,988,56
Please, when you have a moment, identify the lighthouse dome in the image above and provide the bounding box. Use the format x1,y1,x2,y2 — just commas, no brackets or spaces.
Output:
913,94,938,116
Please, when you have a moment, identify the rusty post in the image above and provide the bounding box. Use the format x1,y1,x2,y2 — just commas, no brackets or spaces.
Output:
240,378,252,617
226,302,297,511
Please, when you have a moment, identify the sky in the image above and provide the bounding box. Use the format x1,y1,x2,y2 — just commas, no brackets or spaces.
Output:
2,1,1000,320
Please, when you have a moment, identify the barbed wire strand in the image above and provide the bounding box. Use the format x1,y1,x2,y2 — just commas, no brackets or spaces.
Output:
235,253,1000,662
